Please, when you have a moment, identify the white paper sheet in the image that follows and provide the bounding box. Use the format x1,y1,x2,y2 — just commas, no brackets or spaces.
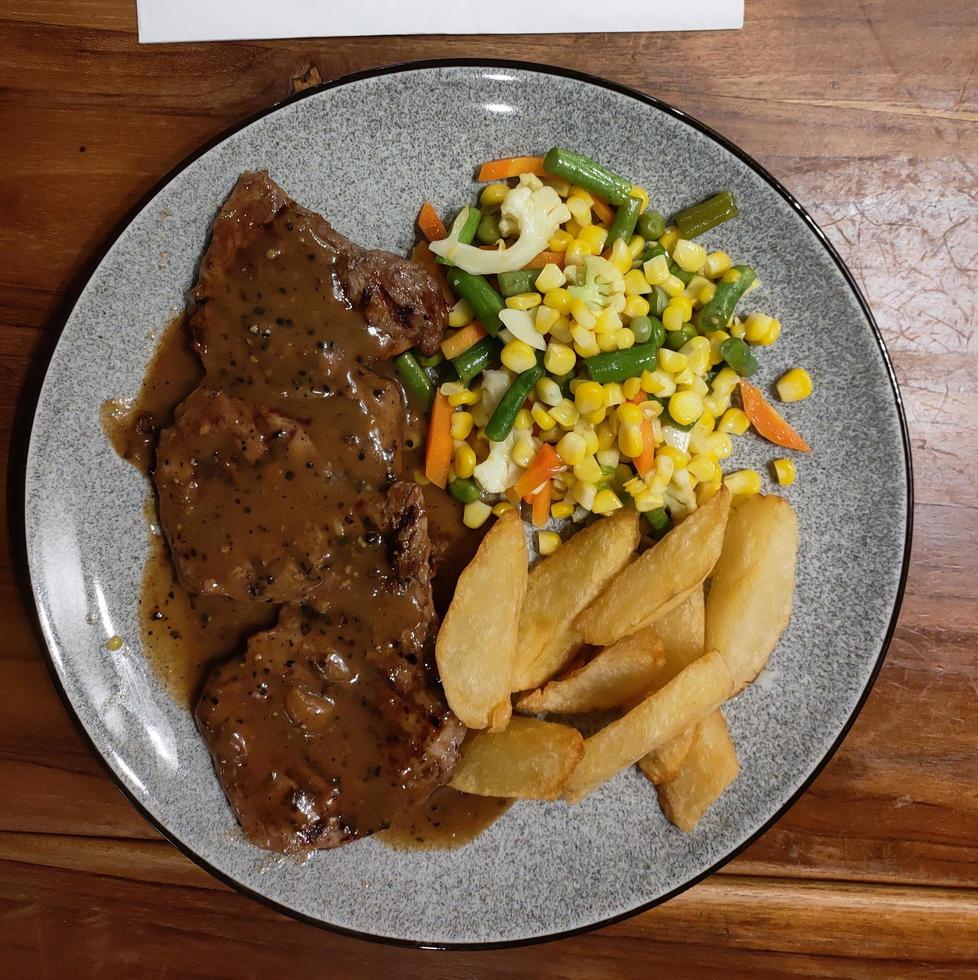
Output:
137,1,743,44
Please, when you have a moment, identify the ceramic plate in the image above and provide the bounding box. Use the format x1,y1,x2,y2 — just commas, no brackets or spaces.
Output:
23,61,911,947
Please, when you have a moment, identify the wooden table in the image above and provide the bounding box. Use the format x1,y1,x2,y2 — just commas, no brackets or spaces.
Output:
2,1,976,974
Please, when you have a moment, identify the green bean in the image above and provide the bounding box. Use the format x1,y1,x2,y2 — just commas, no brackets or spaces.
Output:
668,260,694,285
497,269,540,298
456,206,482,244
637,209,666,241
630,315,653,344
445,267,505,336
453,336,501,384
698,265,756,331
417,351,443,368
543,147,633,206
485,361,544,442
719,337,759,377
649,316,666,348
606,194,644,248
583,343,658,383
674,191,738,239
476,212,501,245
665,325,697,350
649,285,670,318
552,368,577,393
644,506,672,540
448,477,481,504
395,350,434,410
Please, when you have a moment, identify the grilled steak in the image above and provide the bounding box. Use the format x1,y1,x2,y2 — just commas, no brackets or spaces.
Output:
153,171,462,852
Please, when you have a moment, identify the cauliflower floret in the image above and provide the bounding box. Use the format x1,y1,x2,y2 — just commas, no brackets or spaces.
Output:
471,369,512,427
566,256,626,314
429,186,570,275
473,426,524,492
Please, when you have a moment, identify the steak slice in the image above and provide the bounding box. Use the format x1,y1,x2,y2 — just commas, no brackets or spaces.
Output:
195,484,465,852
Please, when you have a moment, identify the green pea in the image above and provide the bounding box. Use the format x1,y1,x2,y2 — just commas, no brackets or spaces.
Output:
665,325,697,350
637,210,666,241
630,315,653,344
448,478,481,504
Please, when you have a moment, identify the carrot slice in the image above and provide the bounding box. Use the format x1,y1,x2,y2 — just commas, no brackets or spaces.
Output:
634,418,656,477
591,196,615,225
411,240,454,304
478,155,548,181
418,201,447,242
515,444,563,500
739,380,811,452
523,250,566,270
440,321,488,360
530,480,552,527
504,486,522,508
425,392,453,489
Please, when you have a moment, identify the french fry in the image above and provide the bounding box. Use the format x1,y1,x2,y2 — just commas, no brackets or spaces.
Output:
638,727,695,786
563,650,735,804
576,487,730,647
705,493,798,692
648,586,706,686
515,631,664,715
436,510,527,730
449,717,585,800
658,709,740,831
512,508,639,691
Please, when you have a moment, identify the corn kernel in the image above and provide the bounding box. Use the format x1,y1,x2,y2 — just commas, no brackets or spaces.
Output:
617,402,643,427
596,447,620,469
596,421,615,451
574,455,604,484
539,426,562,445
592,488,623,515
537,530,562,555
693,409,716,436
627,233,646,259
730,317,747,340
673,367,694,386
657,348,688,374
655,454,675,484
688,452,719,483
574,381,606,415
463,500,492,529
744,313,775,345
707,329,730,366
533,305,559,335
513,435,538,468
594,306,622,334
722,267,744,285
694,280,717,306
565,218,582,238
718,407,750,435
514,408,534,432
536,377,563,407
568,185,595,205
674,295,695,321
548,229,574,253
671,239,707,274
450,411,474,440
618,423,644,458
501,339,537,373
657,444,687,468
633,488,663,513
530,402,556,432
575,424,599,456
544,341,575,376
453,443,476,479
534,263,566,293
659,225,680,250
448,298,474,328
573,332,601,359
480,183,509,208
549,314,573,343
772,457,797,487
570,298,597,328
777,367,813,402
506,291,542,312
662,304,685,332
579,224,608,253
551,500,575,519
603,382,625,406
711,367,740,397
567,194,593,226
668,391,703,426
565,239,591,265
572,480,596,510
492,501,515,517
556,431,587,466
622,376,643,401
704,250,732,279
596,331,618,352
608,238,632,274
707,431,734,459
629,185,649,211
761,319,782,345
624,269,652,296
448,388,479,407
641,368,676,397
585,406,607,424
724,469,762,496
621,296,649,320
550,398,580,428
544,288,572,314
661,274,686,298
439,380,465,397
610,328,633,351
680,336,711,376
643,253,670,286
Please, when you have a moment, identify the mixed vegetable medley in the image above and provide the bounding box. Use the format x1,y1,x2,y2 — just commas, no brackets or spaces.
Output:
397,148,812,549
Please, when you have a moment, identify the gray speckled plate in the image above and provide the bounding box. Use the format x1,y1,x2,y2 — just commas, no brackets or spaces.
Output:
24,61,911,947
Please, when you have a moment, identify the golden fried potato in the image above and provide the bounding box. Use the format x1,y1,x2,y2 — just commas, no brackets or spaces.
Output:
515,631,664,715
658,710,740,831
511,508,639,692
449,717,585,800
576,486,730,647
436,509,527,730
563,650,734,804
705,493,798,693
649,586,705,686
637,727,695,786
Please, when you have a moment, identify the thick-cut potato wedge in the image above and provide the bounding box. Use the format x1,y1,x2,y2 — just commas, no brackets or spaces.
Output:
436,510,527,730
515,631,664,715
511,508,639,691
576,487,730,648
705,493,798,693
649,586,705,686
563,650,734,804
449,717,585,800
638,726,695,786
658,709,740,831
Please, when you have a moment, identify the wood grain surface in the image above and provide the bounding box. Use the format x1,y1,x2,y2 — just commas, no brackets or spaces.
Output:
2,0,977,975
